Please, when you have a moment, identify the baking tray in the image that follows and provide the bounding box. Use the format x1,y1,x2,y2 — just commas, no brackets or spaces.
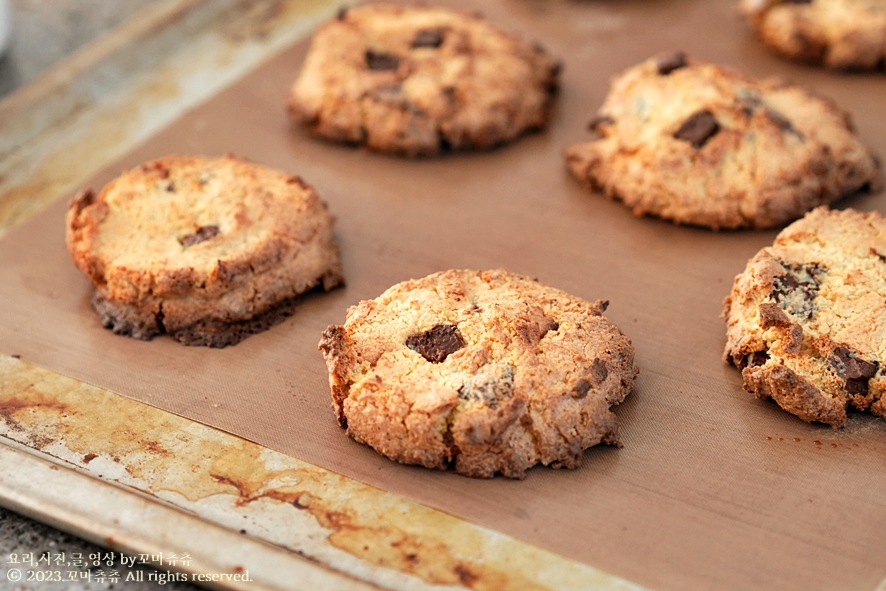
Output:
2,0,886,590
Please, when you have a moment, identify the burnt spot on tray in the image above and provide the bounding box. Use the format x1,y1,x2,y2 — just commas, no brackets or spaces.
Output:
180,225,220,247
656,51,687,75
830,346,879,395
406,324,464,363
365,50,400,71
458,363,514,408
674,110,720,148
769,261,825,320
411,28,445,49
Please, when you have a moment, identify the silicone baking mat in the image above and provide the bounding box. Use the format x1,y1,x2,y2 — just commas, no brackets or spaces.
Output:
2,1,886,589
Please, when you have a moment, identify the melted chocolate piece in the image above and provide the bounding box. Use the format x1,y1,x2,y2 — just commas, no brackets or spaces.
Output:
406,324,464,363
588,115,614,132
870,248,886,262
458,363,514,408
830,346,879,394
674,110,720,148
365,50,400,71
336,6,347,20
747,351,770,368
591,358,608,383
180,225,220,247
770,261,824,320
572,379,591,399
411,28,445,49
656,51,688,75
766,109,792,130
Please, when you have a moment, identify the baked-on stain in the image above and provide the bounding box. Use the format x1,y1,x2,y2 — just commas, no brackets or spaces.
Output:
365,49,400,71
656,51,687,75
411,28,445,49
180,225,220,247
673,110,720,148
0,357,567,591
406,324,465,363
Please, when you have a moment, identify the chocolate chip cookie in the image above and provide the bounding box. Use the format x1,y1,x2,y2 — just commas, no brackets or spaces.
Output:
723,207,886,427
66,155,344,347
740,0,886,70
564,52,883,229
288,5,560,157
318,269,637,479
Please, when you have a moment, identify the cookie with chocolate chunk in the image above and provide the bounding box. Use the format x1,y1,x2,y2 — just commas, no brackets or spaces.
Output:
565,53,882,229
723,207,886,427
318,269,637,479
66,155,344,347
288,5,559,157
740,0,886,70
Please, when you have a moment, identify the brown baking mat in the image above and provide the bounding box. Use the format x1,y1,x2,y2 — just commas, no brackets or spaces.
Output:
3,0,886,589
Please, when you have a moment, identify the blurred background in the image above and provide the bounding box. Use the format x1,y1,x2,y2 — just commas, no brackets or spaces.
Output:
0,0,154,97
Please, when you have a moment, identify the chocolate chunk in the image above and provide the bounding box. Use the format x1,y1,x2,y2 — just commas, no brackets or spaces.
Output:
830,346,878,395
870,248,886,263
766,109,792,130
592,358,609,383
770,261,824,320
674,110,720,148
411,28,445,49
656,51,687,75
588,115,614,131
336,6,347,20
407,324,464,363
765,108,803,139
747,351,769,368
180,225,220,247
458,363,514,407
831,347,878,380
166,182,175,192
572,379,591,399
365,50,400,71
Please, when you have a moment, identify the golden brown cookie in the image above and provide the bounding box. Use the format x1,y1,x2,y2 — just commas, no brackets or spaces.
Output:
288,4,560,157
740,0,886,70
565,52,882,230
66,155,344,347
319,269,638,479
723,207,886,427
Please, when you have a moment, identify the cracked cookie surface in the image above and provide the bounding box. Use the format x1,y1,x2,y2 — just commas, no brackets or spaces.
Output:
564,53,883,229
723,207,886,426
288,4,559,157
740,0,886,70
318,269,637,479
66,154,344,347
